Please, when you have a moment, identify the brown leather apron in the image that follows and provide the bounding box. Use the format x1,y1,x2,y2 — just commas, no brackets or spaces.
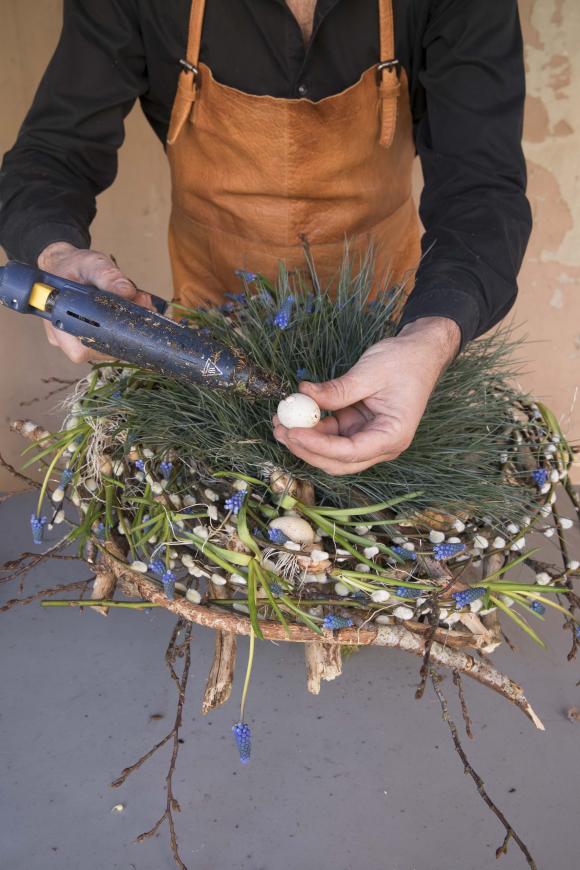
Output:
167,0,421,307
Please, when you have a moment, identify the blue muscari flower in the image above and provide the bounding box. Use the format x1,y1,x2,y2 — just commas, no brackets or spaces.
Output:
30,513,48,545
270,582,283,596
220,302,235,313
395,586,422,599
94,522,106,540
453,586,486,608
268,527,288,545
159,460,173,479
530,600,546,615
323,614,353,630
273,296,294,330
234,270,258,283
296,367,312,381
224,291,247,304
304,294,315,314
576,626,580,641
232,722,252,763
352,591,367,602
162,569,176,600
59,468,73,488
433,542,466,561
111,389,122,400
148,558,166,577
225,490,246,515
134,459,145,472
392,545,417,561
531,468,548,487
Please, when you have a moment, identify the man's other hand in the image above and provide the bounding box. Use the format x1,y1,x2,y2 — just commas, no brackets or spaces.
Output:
272,317,461,475
37,242,154,364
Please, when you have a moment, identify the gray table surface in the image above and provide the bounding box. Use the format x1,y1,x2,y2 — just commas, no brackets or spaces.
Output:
1,490,579,870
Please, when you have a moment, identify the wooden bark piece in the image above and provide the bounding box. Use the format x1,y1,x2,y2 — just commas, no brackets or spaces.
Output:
305,641,343,694
90,569,117,616
202,582,237,714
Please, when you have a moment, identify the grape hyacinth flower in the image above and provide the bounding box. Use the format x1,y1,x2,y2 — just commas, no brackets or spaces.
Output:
395,586,422,599
232,722,252,763
225,491,246,515
59,468,73,488
148,558,166,577
224,291,247,304
453,587,486,608
234,270,258,283
273,296,294,330
134,459,145,472
162,569,176,600
296,367,312,381
433,542,466,561
576,626,580,641
270,582,283,596
268,527,288,545
94,522,106,541
530,600,546,615
159,461,173,480
323,614,353,630
30,513,48,545
392,545,417,561
531,468,549,487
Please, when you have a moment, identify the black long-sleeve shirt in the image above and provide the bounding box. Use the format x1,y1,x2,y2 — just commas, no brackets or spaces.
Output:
0,0,531,344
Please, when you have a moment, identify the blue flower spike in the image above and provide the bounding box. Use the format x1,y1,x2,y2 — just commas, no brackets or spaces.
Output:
162,569,176,600
234,270,258,283
148,558,166,577
273,296,294,330
225,490,246,515
392,545,417,561
59,468,73,488
530,600,546,615
453,587,486,608
159,460,173,480
531,468,549,487
30,513,48,545
296,367,312,381
323,614,353,630
134,459,145,472
395,586,422,599
268,527,288,545
576,626,580,641
433,542,466,561
232,722,252,764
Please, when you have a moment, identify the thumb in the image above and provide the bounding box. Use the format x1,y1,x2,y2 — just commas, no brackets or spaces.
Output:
79,254,138,301
299,369,370,411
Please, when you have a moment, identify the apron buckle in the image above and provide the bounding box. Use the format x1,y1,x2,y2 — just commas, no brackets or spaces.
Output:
179,58,199,78
377,59,400,82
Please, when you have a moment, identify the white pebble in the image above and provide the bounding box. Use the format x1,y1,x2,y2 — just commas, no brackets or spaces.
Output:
438,608,449,620
230,573,247,586
540,504,552,517
510,537,526,551
473,534,489,549
540,482,551,495
548,491,557,505
150,482,163,496
543,528,555,539
233,602,250,614
181,553,195,567
204,488,219,502
550,469,560,483
470,599,483,613
447,536,462,544
310,549,329,563
233,479,248,491
355,525,370,535
277,393,321,429
85,477,98,492
393,605,414,620
148,535,158,544
53,510,65,525
363,545,379,559
117,523,126,536
21,421,37,436
183,494,197,507
192,565,210,578
354,563,371,573
210,573,227,586
112,460,124,476
535,572,552,585
453,520,466,533
185,588,202,604
335,548,351,556
168,494,182,509
559,517,574,530
500,594,514,607
521,516,531,527
391,536,407,545
567,560,580,571
371,589,391,603
174,581,187,593
506,522,519,535
429,530,445,544
142,448,154,459
193,525,209,539
130,560,148,573
51,487,65,503
207,505,219,522
284,541,301,552
544,443,557,455
334,582,350,597
492,537,506,549
65,416,79,430
375,614,394,625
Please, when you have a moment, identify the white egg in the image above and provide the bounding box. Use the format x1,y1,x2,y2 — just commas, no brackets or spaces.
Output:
186,588,202,604
371,589,391,603
277,393,321,429
269,516,315,545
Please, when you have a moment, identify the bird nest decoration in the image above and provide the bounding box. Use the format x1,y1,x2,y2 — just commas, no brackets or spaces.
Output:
3,254,579,870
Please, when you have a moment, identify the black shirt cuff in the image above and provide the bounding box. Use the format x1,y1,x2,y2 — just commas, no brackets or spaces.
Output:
396,286,481,353
13,222,90,266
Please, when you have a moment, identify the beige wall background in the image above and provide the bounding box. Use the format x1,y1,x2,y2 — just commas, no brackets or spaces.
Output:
0,0,578,489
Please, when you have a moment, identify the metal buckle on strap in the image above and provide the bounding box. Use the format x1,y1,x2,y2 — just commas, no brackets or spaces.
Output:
179,58,199,78
377,59,400,81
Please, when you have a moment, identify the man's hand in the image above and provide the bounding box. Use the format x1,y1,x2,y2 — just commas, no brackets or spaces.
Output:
273,317,461,475
37,241,154,364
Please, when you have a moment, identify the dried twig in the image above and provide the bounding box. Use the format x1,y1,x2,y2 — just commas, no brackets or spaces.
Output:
430,670,538,869
452,669,473,739
112,620,193,870
0,449,41,490
551,503,578,660
0,579,92,612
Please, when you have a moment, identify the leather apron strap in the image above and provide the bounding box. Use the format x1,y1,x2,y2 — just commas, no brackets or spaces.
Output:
168,0,400,148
